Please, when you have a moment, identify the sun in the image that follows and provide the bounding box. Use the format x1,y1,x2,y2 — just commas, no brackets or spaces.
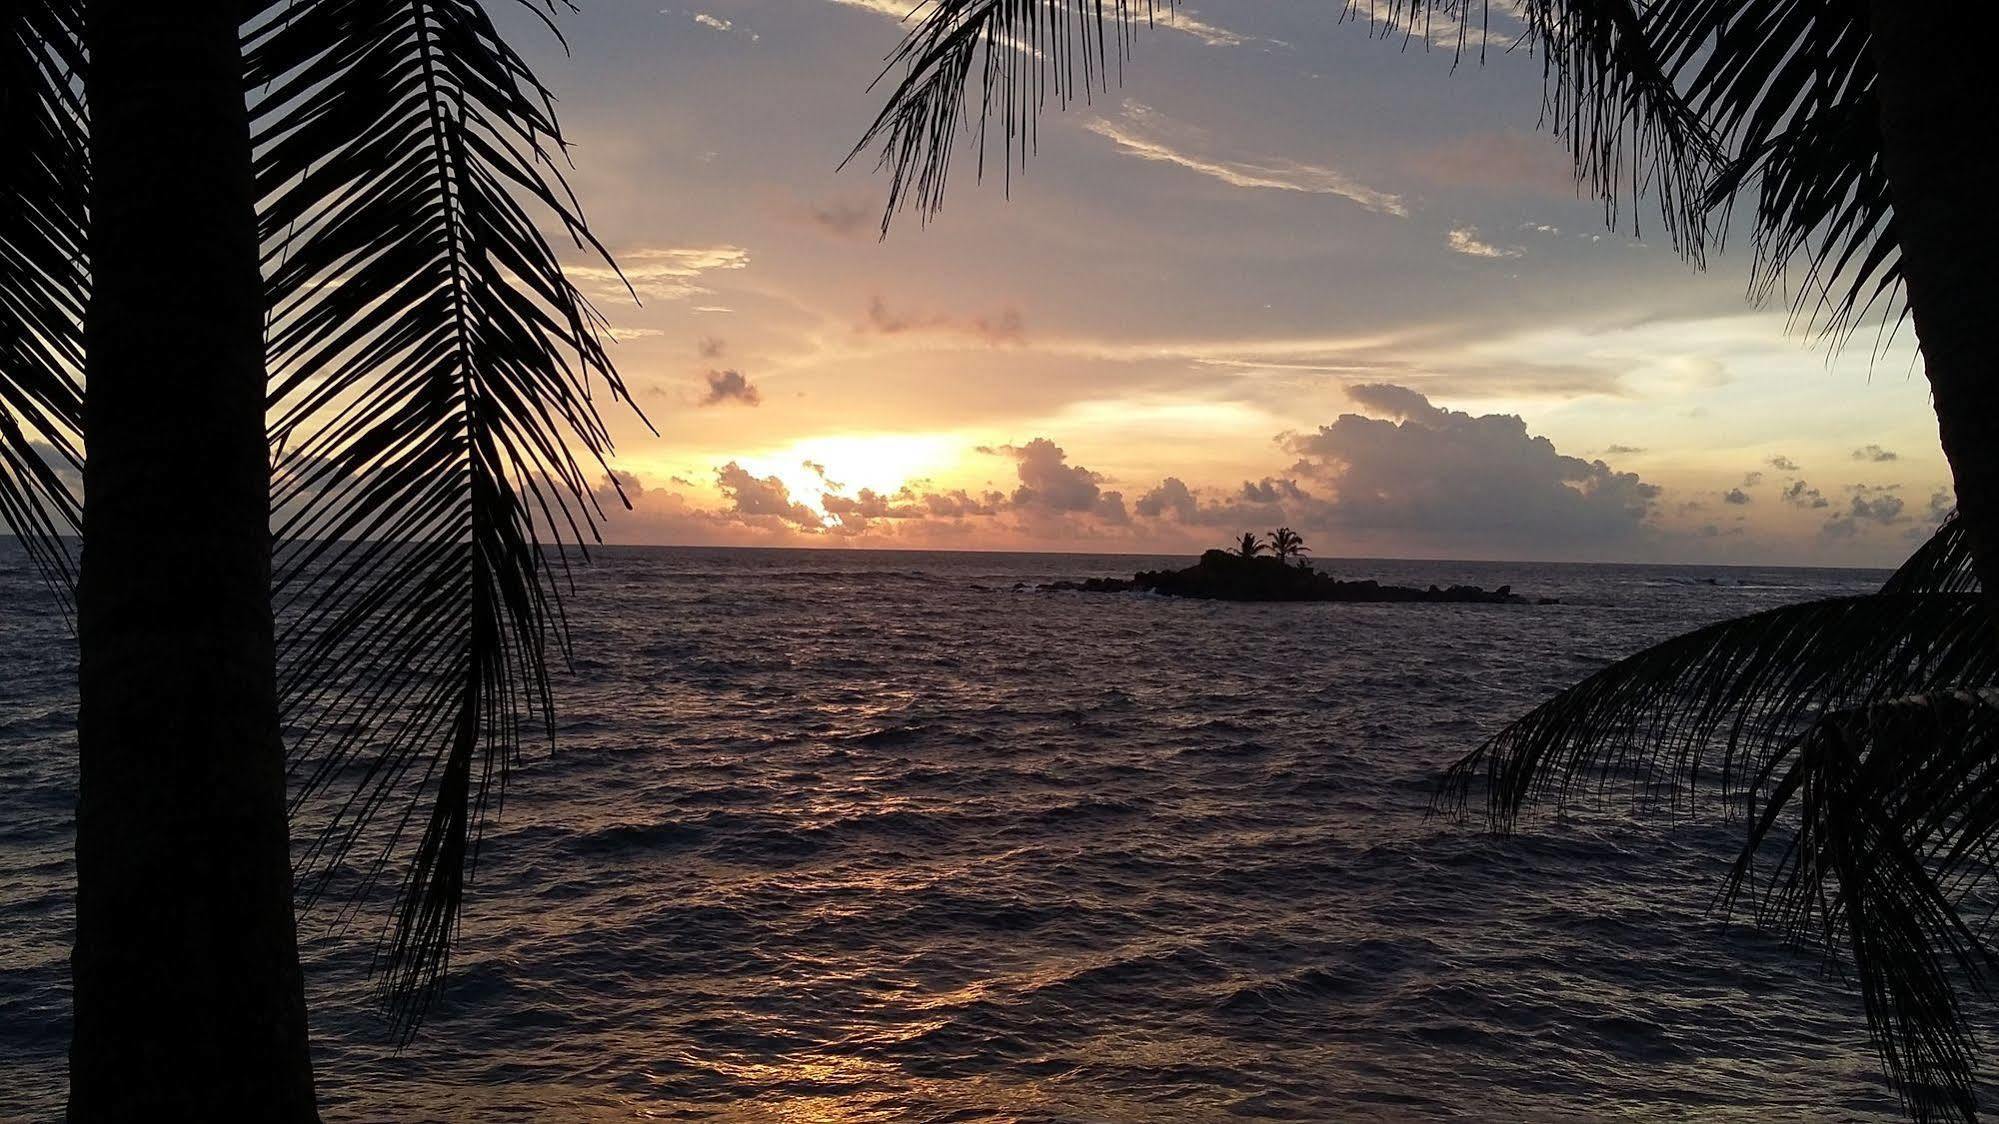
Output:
734,432,963,517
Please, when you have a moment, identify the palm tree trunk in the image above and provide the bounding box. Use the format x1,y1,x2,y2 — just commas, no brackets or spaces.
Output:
69,3,317,1118
1864,4,1999,593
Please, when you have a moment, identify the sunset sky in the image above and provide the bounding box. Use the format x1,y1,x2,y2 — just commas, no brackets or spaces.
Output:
514,0,1946,565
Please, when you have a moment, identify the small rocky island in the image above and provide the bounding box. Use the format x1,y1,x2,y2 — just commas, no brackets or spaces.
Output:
1036,530,1551,605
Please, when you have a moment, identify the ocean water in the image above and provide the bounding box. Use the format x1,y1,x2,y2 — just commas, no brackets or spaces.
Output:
0,545,1973,1120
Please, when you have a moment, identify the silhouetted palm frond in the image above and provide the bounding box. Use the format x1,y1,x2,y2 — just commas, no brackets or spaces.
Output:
849,1,1715,252
1650,0,1894,343
852,1,1913,338
1733,689,1999,1120
247,0,644,1036
1443,514,1999,1119
0,0,86,613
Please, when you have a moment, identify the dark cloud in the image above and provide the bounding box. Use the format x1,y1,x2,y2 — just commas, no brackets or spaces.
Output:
1767,454,1800,472
1603,444,1646,455
863,296,1026,346
801,459,844,491
796,199,874,240
700,368,761,407
1133,475,1298,526
1846,485,1907,524
1741,471,1764,487
715,462,819,527
1851,444,1899,463
1780,480,1829,509
822,485,1006,532
1817,485,1909,542
1905,488,1955,542
1722,488,1751,505
697,335,726,359
988,437,1129,523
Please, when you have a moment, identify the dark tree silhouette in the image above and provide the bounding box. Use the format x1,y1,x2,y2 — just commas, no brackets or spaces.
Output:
1,1,642,1116
1269,527,1307,562
846,2,1999,1118
1233,531,1267,559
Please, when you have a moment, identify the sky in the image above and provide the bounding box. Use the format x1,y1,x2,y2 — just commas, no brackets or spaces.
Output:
503,0,1948,565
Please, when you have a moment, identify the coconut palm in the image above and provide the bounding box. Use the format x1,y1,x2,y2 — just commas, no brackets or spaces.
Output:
1269,527,1307,563
847,2,1999,1118
2,1,641,1116
1234,531,1267,558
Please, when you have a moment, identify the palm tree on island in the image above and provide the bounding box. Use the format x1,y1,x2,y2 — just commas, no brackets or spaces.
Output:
1269,528,1309,565
1233,531,1267,559
850,2,1999,1116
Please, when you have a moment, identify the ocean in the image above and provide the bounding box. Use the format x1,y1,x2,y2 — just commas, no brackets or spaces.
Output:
0,545,1962,1120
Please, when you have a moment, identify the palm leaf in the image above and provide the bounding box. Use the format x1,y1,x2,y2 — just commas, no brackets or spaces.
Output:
1443,516,1999,1118
1732,690,1999,1121
848,1,1716,252
0,0,86,613
1650,0,1895,342
246,0,644,1036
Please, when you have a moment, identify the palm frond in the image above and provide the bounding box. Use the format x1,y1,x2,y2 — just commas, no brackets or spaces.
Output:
1444,515,1999,1118
247,0,643,1036
847,0,1166,228
1651,0,1894,343
849,1,1717,252
1882,510,1975,596
1731,690,1999,1121
0,0,86,613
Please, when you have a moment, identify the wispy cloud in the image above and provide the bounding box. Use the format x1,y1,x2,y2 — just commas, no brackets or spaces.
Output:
1086,103,1406,216
821,0,1261,48
1446,226,1522,259
570,246,750,301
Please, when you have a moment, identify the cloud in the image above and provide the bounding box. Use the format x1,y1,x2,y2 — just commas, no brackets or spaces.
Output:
1265,384,1659,551
1134,475,1303,526
1780,480,1829,509
1086,102,1407,216
986,437,1129,523
1852,444,1900,463
1819,486,1906,543
698,336,726,359
715,462,821,527
822,484,1007,532
1154,9,1256,47
821,0,1258,48
1846,484,1907,524
1905,488,1955,542
862,295,1026,346
682,9,760,38
1723,488,1751,505
1447,226,1523,259
1767,454,1800,472
796,199,875,239
569,246,749,301
1741,471,1764,487
1604,444,1646,455
1120,386,1661,554
700,369,761,406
